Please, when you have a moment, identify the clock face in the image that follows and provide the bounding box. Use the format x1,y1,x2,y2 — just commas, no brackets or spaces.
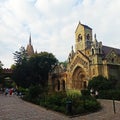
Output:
78,34,82,42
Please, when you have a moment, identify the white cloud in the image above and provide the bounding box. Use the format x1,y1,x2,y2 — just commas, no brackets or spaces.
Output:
0,0,120,68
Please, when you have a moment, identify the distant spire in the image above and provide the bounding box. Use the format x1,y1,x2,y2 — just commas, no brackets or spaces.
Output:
26,33,34,57
79,21,81,24
29,33,31,45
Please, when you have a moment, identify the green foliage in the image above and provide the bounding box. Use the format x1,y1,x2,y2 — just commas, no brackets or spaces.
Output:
59,61,68,68
88,75,112,91
12,51,58,88
81,89,90,96
98,90,120,100
13,46,27,65
28,85,44,99
66,89,81,99
24,90,101,116
18,87,28,94
87,75,120,100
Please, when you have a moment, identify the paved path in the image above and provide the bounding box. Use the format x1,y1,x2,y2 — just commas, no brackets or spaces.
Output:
0,94,120,120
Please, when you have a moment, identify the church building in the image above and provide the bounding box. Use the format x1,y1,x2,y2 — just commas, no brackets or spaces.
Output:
48,22,120,92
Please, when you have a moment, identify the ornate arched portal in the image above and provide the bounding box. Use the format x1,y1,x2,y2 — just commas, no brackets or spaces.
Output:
72,66,87,90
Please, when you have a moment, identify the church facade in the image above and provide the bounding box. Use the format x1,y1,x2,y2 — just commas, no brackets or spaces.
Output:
48,22,120,92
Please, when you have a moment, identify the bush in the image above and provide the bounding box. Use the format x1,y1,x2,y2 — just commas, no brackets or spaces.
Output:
24,89,101,116
81,89,90,96
23,85,46,103
88,75,112,91
41,92,101,115
99,90,120,100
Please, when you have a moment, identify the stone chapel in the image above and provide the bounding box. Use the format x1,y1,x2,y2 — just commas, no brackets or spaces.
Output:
48,22,120,92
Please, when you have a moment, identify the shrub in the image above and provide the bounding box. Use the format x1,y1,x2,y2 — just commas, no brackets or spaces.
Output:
24,89,101,116
88,75,112,91
81,89,90,96
99,90,120,100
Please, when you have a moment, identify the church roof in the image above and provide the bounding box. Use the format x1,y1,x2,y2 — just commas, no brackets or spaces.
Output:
102,45,120,58
77,50,90,61
75,22,92,33
81,24,92,30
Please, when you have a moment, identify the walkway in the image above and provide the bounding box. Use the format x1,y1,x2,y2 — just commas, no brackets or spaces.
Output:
0,95,120,120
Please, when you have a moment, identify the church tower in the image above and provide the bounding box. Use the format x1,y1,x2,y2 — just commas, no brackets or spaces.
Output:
75,22,92,54
26,34,34,57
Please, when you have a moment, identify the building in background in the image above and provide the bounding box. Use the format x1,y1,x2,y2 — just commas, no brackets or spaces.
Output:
26,34,34,57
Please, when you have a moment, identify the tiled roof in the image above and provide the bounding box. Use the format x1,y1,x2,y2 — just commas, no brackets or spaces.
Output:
75,22,92,33
102,45,120,58
81,24,92,30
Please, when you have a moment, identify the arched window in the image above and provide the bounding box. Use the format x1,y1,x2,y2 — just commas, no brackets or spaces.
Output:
86,34,90,40
78,34,82,42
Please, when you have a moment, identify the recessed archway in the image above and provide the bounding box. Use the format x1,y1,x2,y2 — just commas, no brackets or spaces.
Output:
72,66,86,90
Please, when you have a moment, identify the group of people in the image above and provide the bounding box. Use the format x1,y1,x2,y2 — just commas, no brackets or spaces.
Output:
0,87,24,97
4,88,14,96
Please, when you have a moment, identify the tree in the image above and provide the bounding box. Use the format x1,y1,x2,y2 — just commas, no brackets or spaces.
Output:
13,46,27,65
88,75,113,91
12,51,58,88
28,52,58,87
60,60,68,68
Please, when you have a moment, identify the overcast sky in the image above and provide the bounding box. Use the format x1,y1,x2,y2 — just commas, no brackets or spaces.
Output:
0,0,120,68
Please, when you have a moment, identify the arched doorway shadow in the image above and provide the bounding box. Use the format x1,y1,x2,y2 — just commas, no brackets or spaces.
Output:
72,66,86,90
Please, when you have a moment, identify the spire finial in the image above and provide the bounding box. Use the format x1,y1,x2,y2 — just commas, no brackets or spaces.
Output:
79,21,81,24
71,45,73,51
94,33,96,40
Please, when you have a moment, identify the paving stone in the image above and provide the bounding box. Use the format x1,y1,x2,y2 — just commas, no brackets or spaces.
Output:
0,95,120,120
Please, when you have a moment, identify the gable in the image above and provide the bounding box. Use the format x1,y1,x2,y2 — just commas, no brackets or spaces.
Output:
68,50,90,72
106,49,119,64
102,46,120,57
75,22,92,33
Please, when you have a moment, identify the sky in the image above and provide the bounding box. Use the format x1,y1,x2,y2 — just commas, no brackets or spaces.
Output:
0,0,120,68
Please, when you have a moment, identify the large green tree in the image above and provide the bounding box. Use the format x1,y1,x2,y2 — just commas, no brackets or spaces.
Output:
28,52,58,86
12,51,58,88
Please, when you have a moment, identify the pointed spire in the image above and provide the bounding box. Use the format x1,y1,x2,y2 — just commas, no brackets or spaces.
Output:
29,33,31,45
71,45,73,51
94,33,96,40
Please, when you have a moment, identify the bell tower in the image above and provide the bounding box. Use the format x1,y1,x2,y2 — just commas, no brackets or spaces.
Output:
75,22,92,53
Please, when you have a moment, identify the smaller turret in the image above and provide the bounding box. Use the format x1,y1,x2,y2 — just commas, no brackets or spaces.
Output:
91,34,102,55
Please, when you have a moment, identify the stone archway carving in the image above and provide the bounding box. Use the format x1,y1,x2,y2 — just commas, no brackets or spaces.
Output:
72,66,86,90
